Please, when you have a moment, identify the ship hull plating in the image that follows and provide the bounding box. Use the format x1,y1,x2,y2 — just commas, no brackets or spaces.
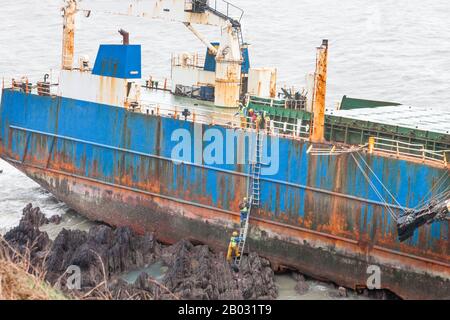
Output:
1,89,449,299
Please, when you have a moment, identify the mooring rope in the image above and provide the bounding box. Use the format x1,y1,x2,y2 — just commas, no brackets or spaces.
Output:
413,172,449,210
356,152,403,209
351,153,399,222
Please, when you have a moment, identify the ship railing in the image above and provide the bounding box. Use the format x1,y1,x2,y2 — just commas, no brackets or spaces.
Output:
5,77,57,96
171,53,206,69
136,100,310,140
373,137,449,165
143,76,172,92
248,95,307,111
208,0,244,23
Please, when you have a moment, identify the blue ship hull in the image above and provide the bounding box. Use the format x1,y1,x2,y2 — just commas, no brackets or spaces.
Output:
1,89,449,299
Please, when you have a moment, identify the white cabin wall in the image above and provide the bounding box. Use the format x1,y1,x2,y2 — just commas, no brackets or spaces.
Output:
171,65,215,91
58,70,128,107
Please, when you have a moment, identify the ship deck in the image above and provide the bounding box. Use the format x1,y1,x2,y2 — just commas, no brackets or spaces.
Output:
329,105,450,135
3,80,449,167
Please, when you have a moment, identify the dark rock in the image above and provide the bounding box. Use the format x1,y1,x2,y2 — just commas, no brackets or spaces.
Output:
45,225,160,291
162,240,242,300
294,279,310,295
4,205,279,301
21,203,49,228
48,215,62,225
292,272,306,282
148,242,279,300
3,204,51,268
238,252,278,300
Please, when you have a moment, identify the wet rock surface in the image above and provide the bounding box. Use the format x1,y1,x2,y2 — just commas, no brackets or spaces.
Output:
238,252,278,299
161,240,242,300
158,240,278,300
3,204,52,268
2,205,279,300
292,273,310,295
45,224,161,292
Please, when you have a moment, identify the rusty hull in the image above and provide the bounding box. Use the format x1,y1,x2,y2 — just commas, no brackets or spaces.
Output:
7,161,450,300
0,89,449,299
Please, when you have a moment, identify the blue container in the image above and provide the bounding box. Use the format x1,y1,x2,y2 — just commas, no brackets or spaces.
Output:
200,86,215,101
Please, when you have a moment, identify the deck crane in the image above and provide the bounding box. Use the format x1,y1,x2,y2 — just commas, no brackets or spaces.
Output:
78,0,246,108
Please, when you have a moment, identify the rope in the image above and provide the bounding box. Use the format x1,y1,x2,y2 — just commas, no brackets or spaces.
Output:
416,189,450,212
351,153,399,222
414,172,449,209
356,152,402,208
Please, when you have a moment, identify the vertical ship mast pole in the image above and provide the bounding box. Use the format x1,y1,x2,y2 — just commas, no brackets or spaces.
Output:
311,39,329,143
61,0,78,70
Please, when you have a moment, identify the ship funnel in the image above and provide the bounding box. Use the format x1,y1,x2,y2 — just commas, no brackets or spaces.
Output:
311,39,329,143
119,29,130,45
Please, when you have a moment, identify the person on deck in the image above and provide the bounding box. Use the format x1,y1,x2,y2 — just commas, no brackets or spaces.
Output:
237,106,248,129
226,231,241,262
247,109,255,128
251,111,258,128
265,115,271,134
256,113,263,130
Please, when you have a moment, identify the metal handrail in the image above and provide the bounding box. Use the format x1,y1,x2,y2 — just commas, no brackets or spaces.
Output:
136,99,310,140
373,137,448,165
144,76,172,91
210,0,244,22
248,95,307,110
171,53,206,69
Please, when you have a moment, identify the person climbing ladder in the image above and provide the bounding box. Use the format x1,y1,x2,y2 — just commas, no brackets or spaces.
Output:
226,231,241,261
239,197,249,226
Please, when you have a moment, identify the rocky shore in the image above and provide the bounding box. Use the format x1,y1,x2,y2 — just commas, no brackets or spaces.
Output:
2,204,278,300
1,204,396,300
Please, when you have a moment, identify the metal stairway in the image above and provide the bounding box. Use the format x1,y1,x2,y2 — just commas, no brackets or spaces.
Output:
235,25,245,48
234,130,264,267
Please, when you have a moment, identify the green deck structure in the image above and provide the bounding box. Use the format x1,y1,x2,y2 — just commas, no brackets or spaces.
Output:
247,96,450,153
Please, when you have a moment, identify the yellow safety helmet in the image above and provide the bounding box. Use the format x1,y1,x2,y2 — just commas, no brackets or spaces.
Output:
243,197,248,202
232,231,238,237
